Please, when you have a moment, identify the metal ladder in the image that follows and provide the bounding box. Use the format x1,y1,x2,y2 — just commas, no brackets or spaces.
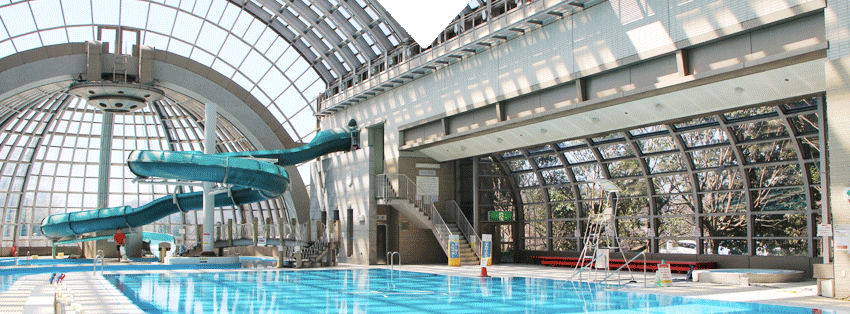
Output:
386,251,400,270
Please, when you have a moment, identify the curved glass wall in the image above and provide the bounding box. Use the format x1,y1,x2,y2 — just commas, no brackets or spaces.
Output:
486,95,824,257
0,85,288,248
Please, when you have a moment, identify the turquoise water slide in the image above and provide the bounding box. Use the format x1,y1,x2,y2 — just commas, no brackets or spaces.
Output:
40,120,359,240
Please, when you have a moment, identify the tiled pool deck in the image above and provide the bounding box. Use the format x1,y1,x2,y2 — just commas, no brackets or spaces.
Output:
2,261,849,313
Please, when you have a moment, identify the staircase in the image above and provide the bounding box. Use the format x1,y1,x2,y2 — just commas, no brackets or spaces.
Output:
445,223,479,265
376,174,479,264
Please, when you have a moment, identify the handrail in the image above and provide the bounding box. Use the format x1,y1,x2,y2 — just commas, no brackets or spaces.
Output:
602,252,648,289
93,250,104,275
376,173,453,257
386,251,400,270
375,173,436,216
445,201,481,258
25,251,30,266
428,203,454,256
567,253,606,282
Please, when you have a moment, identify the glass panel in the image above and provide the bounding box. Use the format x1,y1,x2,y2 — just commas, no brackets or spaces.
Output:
519,188,545,204
506,159,532,172
724,106,775,120
551,202,576,219
514,172,538,187
636,136,676,154
659,239,697,254
652,174,692,194
552,238,577,251
563,148,595,164
571,164,601,182
799,136,819,159
782,96,818,111
615,179,648,197
789,113,819,134
740,140,797,163
658,216,696,237
674,116,716,129
629,125,667,136
598,143,634,159
556,139,585,149
690,147,737,170
617,197,649,216
479,176,510,190
551,220,576,238
696,169,743,191
646,153,686,174
607,159,643,177
751,188,806,212
747,165,803,188
548,186,575,203
679,128,728,148
522,203,546,220
731,120,787,141
591,132,624,143
527,145,553,155
701,192,747,213
524,238,546,250
756,239,808,256
754,213,807,237
703,239,746,255
533,155,562,169
655,195,694,215
501,150,522,158
541,168,569,185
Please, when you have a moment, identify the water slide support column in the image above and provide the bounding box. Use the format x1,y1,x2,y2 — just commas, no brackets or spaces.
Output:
93,111,115,257
201,103,217,256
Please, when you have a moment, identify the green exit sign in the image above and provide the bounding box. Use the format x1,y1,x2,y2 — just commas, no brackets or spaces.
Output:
488,211,513,222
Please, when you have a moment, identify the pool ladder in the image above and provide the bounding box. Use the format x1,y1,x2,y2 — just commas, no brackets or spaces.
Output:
93,249,104,275
386,252,400,270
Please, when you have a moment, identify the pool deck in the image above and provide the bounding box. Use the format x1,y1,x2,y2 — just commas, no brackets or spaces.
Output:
2,261,849,313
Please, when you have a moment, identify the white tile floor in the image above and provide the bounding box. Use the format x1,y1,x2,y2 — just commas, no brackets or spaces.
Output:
2,263,850,313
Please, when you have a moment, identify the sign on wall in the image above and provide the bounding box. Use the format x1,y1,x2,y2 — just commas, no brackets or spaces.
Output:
416,176,439,202
488,211,513,221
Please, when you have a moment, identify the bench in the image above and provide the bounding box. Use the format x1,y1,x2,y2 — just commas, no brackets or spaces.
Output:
530,255,716,273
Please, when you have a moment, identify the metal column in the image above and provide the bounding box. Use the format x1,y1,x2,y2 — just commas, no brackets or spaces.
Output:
201,103,217,256
96,112,115,209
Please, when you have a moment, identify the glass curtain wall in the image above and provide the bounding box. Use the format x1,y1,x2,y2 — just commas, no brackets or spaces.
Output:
486,95,824,257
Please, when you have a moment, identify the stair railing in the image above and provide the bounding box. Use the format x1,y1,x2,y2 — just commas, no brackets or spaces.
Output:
428,203,454,256
375,173,436,216
445,201,481,258
375,173,453,257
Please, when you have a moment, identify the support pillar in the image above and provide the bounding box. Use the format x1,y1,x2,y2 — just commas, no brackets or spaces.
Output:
201,103,217,256
95,112,115,258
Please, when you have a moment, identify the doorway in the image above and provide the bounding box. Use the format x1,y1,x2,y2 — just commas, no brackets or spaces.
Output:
377,224,388,264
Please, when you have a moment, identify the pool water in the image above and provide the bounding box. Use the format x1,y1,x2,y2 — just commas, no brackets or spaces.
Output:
105,269,816,314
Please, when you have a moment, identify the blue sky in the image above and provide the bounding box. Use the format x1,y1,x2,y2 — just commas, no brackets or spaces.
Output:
380,0,472,45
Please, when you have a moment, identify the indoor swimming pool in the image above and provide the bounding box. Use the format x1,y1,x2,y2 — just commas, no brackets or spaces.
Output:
105,269,818,314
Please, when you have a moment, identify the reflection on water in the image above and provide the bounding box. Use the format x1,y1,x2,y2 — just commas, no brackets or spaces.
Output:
0,274,23,293
105,269,813,314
